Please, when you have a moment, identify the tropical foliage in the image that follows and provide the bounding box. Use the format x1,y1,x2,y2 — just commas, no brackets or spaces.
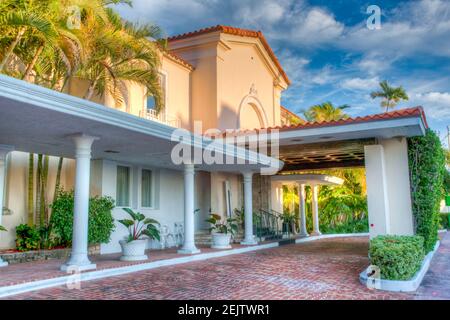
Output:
408,129,446,252
206,213,239,235
0,0,164,243
370,80,409,112
0,225,6,232
283,168,368,234
118,208,160,242
303,102,350,122
50,190,116,245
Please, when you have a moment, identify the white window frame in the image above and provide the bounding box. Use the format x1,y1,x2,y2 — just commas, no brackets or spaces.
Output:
144,70,169,115
139,167,156,210
115,164,132,208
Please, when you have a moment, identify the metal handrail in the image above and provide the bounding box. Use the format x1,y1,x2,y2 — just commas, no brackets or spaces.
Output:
255,209,283,242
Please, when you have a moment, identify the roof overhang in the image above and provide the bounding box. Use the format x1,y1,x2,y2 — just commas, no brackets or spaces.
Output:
0,75,282,174
276,116,426,147
271,174,344,186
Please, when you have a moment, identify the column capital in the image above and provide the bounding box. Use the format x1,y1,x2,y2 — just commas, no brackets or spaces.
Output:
242,171,254,181
184,163,195,174
0,145,14,160
68,134,99,148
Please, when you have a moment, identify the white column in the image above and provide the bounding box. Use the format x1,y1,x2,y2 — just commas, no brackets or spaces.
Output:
178,164,200,254
298,183,308,237
364,145,391,238
0,145,14,268
311,185,321,236
61,134,98,272
241,172,257,245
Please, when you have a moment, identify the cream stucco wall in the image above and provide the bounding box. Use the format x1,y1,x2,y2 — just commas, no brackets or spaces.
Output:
0,151,75,249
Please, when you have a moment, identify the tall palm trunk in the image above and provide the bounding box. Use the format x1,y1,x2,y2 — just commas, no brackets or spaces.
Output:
35,155,42,227
53,157,63,203
22,45,44,81
0,27,26,72
41,155,49,225
84,74,102,100
27,153,34,226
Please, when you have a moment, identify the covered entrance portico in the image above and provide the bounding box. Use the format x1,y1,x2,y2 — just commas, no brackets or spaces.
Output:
269,108,428,239
0,75,280,270
271,174,344,237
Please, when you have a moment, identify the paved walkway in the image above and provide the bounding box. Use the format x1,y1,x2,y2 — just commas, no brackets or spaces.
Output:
2,236,410,300
414,231,450,300
3,233,449,300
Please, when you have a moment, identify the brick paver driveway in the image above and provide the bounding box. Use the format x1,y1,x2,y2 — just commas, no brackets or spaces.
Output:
5,234,448,300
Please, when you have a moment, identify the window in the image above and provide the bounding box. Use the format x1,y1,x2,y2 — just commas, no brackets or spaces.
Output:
116,166,130,207
141,169,153,208
146,72,167,111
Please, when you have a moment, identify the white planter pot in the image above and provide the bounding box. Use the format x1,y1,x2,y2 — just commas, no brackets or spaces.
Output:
211,233,232,249
119,239,148,261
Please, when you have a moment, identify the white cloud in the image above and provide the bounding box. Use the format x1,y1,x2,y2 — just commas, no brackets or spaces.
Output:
341,77,379,91
413,92,450,119
288,8,344,45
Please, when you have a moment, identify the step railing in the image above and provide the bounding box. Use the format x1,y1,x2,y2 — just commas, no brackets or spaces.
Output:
254,209,283,242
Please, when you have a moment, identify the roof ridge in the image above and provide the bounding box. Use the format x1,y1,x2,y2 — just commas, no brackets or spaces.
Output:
167,25,290,85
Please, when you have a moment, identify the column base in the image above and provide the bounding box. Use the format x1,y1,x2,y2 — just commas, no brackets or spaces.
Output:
310,231,322,236
298,232,309,238
177,247,201,255
60,255,97,272
61,262,96,272
241,238,258,246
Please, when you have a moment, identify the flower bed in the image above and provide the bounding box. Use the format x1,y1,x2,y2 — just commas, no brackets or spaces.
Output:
0,245,100,265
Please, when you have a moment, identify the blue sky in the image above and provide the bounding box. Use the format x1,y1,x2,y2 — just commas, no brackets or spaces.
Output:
116,0,450,146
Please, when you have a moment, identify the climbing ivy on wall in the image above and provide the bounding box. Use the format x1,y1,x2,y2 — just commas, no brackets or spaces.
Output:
408,129,446,253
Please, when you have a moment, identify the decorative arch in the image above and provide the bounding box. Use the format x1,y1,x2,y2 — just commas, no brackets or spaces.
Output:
237,94,269,129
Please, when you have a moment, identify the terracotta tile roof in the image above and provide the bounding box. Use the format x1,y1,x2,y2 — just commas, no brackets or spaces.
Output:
206,107,428,138
167,25,291,85
280,106,305,124
157,45,194,70
271,106,428,132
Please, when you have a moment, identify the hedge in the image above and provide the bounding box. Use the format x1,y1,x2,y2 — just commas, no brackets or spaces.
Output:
408,130,446,252
50,190,115,246
369,235,425,280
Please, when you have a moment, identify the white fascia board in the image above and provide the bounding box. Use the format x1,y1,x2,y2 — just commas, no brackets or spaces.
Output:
278,117,425,142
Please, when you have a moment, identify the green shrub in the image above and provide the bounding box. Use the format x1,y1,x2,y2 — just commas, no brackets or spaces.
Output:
408,130,446,252
321,217,369,234
15,224,41,251
369,235,425,280
50,190,115,246
439,213,450,230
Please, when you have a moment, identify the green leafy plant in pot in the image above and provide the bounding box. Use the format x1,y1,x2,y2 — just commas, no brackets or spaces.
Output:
206,213,238,249
118,208,160,261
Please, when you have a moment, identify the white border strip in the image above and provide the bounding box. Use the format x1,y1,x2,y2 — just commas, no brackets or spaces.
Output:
359,240,440,292
295,233,369,244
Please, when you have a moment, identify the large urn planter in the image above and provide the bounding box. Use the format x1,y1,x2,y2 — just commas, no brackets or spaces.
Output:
205,213,238,250
211,232,232,249
119,239,148,261
118,208,161,262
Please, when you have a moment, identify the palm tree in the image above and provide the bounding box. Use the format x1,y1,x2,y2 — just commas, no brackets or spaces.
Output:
370,80,409,113
303,102,350,122
76,8,164,112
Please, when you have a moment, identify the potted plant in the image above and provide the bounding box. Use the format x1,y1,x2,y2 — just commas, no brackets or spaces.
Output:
205,213,238,249
118,208,160,261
